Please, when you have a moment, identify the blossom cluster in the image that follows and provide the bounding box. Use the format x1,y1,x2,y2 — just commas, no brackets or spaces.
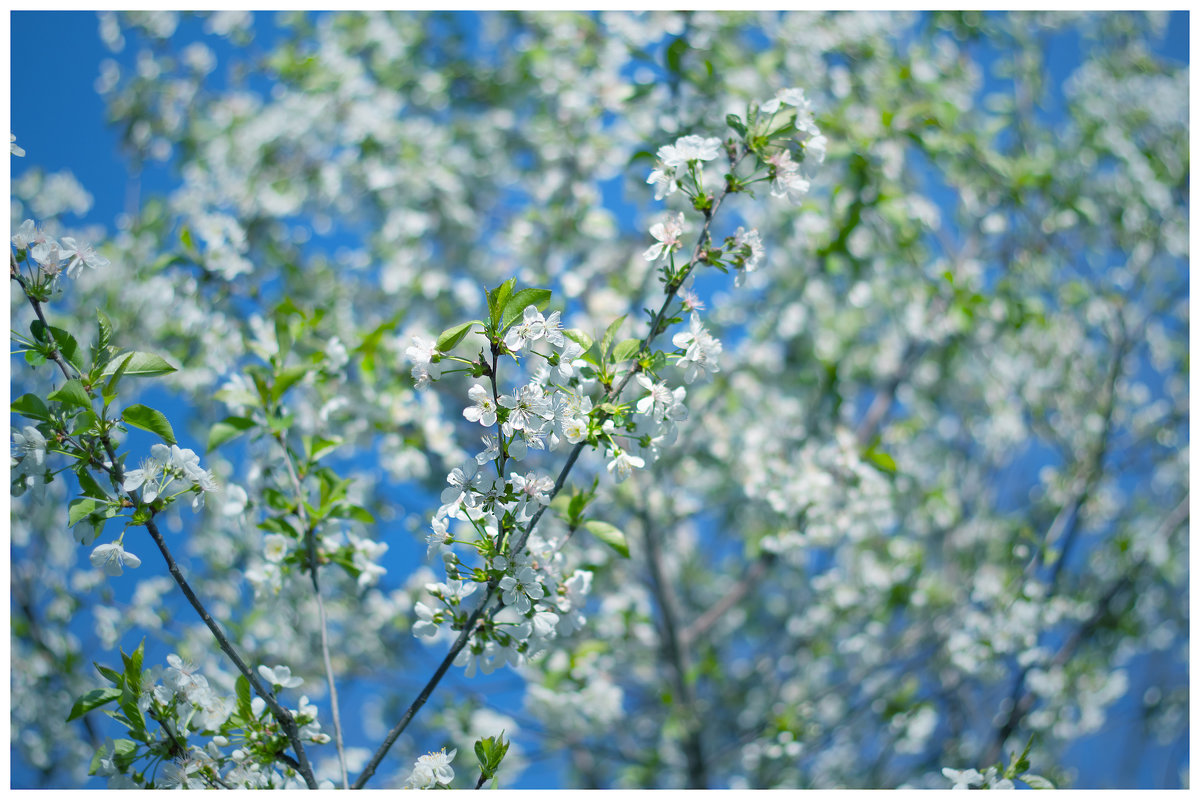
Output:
12,218,110,282
123,442,218,511
404,747,456,789
406,297,705,675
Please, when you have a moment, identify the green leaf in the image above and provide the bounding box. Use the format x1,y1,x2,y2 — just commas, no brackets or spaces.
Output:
486,278,517,328
611,338,642,364
270,364,311,403
435,320,481,352
599,315,626,363
235,674,253,719
864,448,897,475
499,287,553,332
180,225,196,252
122,404,177,445
584,520,629,558
726,113,747,137
111,738,139,770
11,393,50,421
303,435,342,463
48,379,92,409
564,329,593,351
207,415,255,452
94,661,123,687
1021,774,1055,790
32,320,82,369
75,467,110,500
102,352,134,403
67,687,123,721
665,36,689,75
330,504,375,524
100,351,177,379
69,497,105,528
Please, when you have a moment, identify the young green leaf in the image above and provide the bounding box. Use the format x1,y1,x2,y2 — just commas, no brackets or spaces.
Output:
611,338,642,364
207,415,256,452
436,320,481,352
32,320,82,370
600,315,626,362
100,351,177,379
11,393,50,421
48,379,92,410
102,352,135,403
864,448,897,475
66,687,123,722
68,498,105,528
499,287,553,332
270,364,311,403
564,329,593,351
122,404,177,445
584,520,630,558
486,278,517,328
235,674,253,719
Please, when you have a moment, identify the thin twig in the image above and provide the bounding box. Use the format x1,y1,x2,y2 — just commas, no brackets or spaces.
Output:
638,505,707,788
679,550,775,648
273,431,350,789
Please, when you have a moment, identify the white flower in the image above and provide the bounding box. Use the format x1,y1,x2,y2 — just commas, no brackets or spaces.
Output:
607,448,645,483
349,533,388,588
90,541,142,576
264,533,289,563
643,212,685,263
661,134,722,168
406,335,443,387
441,460,484,507
730,226,765,286
405,748,456,789
412,601,442,638
12,425,47,468
634,373,682,420
672,314,722,384
766,150,811,204
805,132,827,164
425,516,451,557
541,310,565,347
474,434,501,465
499,566,545,614
257,664,303,689
10,133,25,157
549,339,584,381
503,305,546,352
559,415,589,444
463,384,498,427
646,166,678,200
58,236,110,278
498,383,553,436
761,86,812,115
11,219,40,250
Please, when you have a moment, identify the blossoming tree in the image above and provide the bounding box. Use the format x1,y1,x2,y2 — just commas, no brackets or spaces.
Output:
11,10,1188,789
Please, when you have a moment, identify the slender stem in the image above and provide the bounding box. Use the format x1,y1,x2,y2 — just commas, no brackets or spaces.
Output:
679,550,775,648
352,593,498,788
638,507,707,788
12,260,76,383
273,431,350,789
